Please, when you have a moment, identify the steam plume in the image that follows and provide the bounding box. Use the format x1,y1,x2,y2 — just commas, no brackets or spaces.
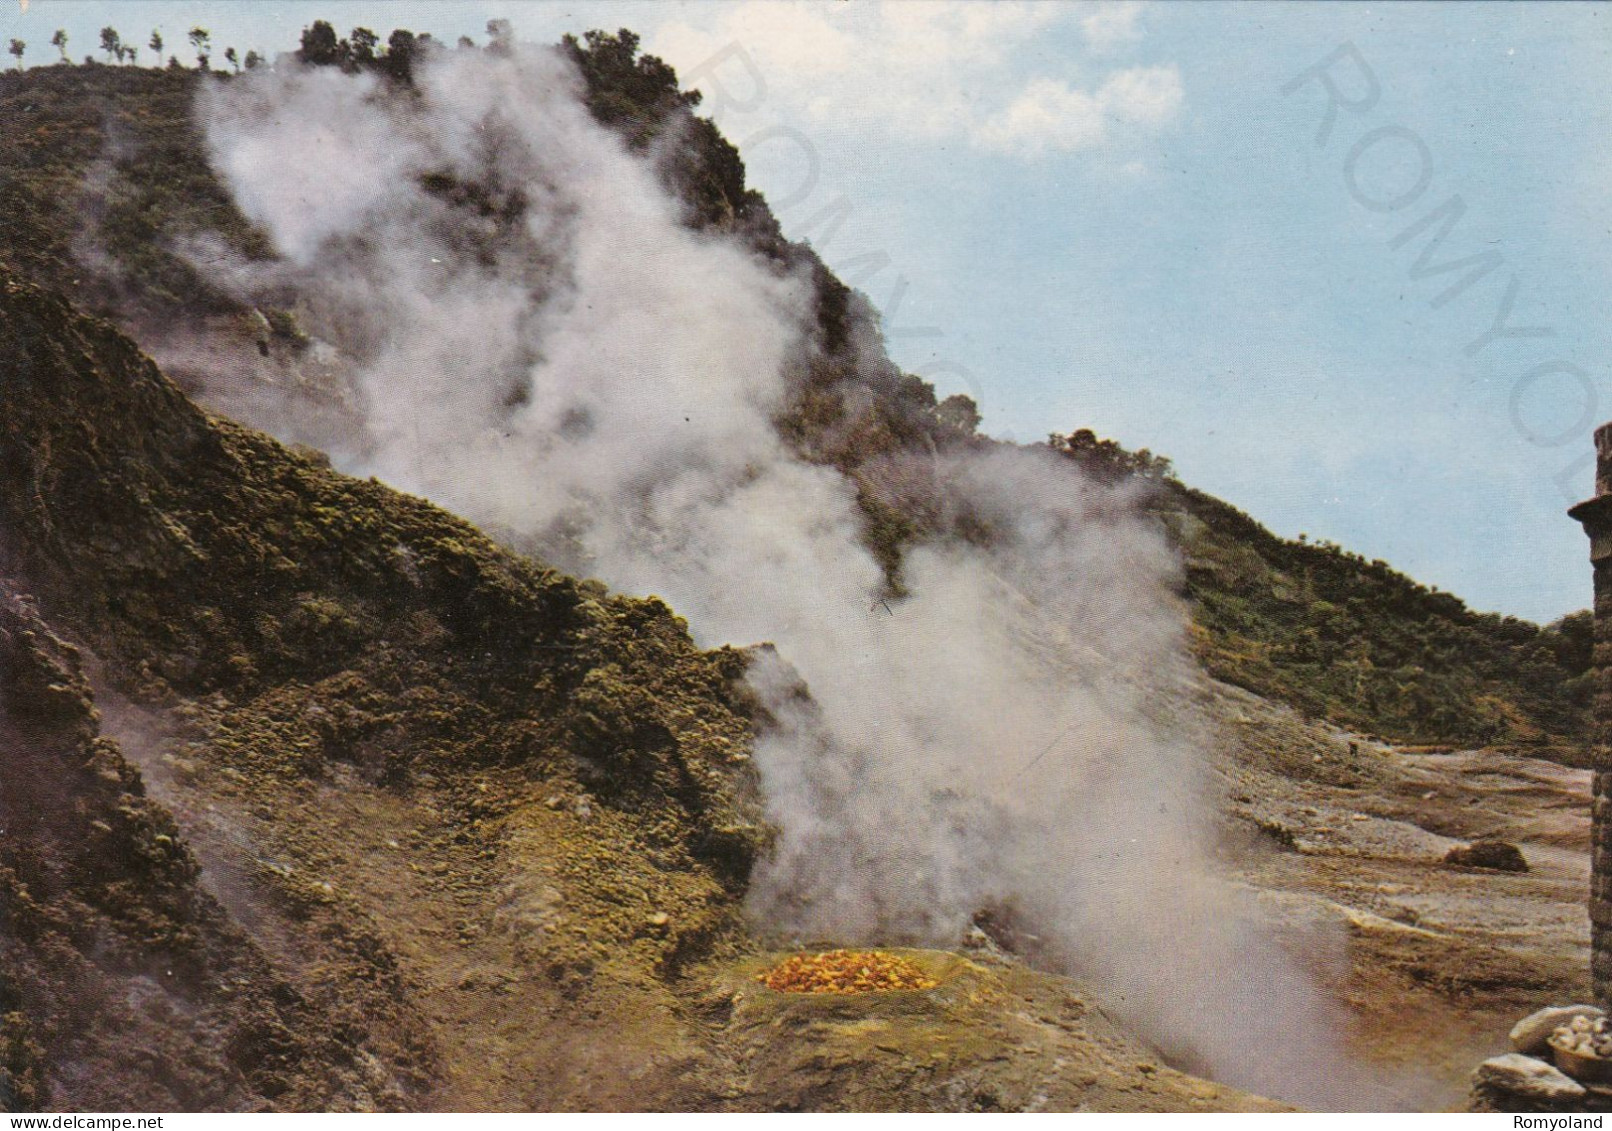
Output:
185,40,1362,1106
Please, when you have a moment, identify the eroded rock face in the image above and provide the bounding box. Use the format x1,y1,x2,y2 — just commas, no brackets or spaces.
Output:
0,585,414,1111
1512,1006,1608,1056
0,270,766,1111
1474,1054,1586,1102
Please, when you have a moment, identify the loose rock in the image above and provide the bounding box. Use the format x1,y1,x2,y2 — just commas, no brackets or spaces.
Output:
1512,1006,1606,1056
1474,1054,1586,1102
1445,839,1529,872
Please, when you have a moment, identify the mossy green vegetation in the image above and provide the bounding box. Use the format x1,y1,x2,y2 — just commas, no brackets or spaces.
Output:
0,61,262,322
1049,431,1590,749
0,269,764,878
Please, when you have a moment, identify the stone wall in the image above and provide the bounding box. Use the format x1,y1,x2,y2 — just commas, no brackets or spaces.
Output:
1570,422,1612,1007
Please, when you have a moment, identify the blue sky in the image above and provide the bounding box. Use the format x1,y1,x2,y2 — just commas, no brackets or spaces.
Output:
3,1,1607,622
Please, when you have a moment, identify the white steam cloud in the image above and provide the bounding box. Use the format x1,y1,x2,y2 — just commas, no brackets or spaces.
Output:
188,42,1358,1107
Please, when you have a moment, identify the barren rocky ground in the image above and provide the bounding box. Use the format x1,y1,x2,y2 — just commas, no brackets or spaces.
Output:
82,681,1287,1112
76,663,1592,1112
1207,682,1592,1109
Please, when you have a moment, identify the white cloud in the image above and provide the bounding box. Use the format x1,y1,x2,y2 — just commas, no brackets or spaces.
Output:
975,65,1183,157
975,77,1105,157
649,1,1183,161
1099,64,1186,125
1081,2,1145,54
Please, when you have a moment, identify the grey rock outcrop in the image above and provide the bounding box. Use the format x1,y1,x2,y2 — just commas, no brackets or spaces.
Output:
1474,1054,1587,1102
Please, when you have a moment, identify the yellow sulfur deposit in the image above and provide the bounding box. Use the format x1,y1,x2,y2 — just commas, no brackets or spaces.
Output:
757,949,939,994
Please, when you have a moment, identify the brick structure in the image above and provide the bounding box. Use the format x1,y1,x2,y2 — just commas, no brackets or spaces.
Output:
1570,423,1612,1007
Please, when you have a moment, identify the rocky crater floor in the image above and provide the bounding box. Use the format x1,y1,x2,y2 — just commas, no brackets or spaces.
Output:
1207,682,1594,1109
74,669,1594,1111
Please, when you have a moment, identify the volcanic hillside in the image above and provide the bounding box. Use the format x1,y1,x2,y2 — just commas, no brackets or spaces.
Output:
0,23,1598,1115
0,264,1312,1112
0,29,1591,756
0,271,1596,1112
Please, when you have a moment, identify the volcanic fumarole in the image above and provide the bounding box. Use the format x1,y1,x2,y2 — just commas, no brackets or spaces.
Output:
170,32,1362,1106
